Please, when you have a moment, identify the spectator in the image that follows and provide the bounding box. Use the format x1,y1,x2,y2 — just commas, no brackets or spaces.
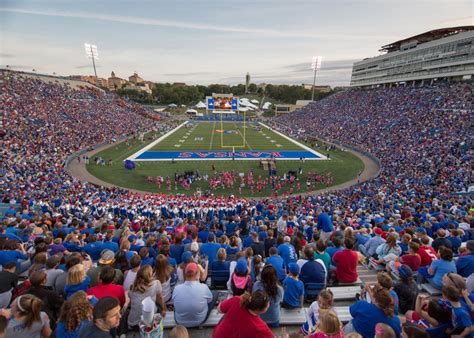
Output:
64,264,91,299
393,265,418,314
172,262,217,327
126,265,165,330
302,289,335,335
278,236,297,269
44,255,63,288
87,250,124,287
360,228,385,258
230,257,252,296
332,238,359,284
154,254,175,304
250,232,265,258
344,285,401,337
282,263,304,309
200,234,221,267
418,247,456,290
0,261,18,308
431,229,453,253
213,290,274,338
298,246,327,285
78,296,121,338
309,310,344,338
456,240,474,278
169,325,189,338
5,294,52,337
123,254,141,291
25,270,64,329
252,265,284,327
87,266,126,308
417,237,438,267
55,291,92,338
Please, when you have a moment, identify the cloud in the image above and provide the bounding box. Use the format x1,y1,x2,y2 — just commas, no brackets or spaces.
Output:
75,64,102,69
0,7,396,40
0,64,33,70
0,53,15,58
283,59,359,73
162,71,217,77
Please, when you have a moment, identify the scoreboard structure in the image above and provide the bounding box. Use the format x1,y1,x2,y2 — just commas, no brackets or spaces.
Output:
206,93,239,114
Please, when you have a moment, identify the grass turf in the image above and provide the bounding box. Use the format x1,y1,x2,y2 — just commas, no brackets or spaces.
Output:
86,124,365,197
149,121,301,151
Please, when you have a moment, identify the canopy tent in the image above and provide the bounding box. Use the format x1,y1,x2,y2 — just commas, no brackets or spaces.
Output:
168,103,177,107
186,109,198,114
262,102,272,110
250,99,259,104
194,101,206,108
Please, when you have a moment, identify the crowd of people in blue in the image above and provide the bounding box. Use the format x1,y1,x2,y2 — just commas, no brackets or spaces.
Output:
0,70,472,338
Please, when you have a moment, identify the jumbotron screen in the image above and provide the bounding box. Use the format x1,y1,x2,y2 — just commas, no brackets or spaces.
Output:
207,96,238,110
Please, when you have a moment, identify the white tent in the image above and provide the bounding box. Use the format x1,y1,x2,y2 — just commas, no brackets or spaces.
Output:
262,102,272,110
186,109,198,114
238,106,251,112
168,103,177,107
194,101,206,108
250,99,259,104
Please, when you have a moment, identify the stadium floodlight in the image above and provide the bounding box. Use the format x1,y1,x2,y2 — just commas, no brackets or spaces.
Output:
84,43,99,86
311,56,322,101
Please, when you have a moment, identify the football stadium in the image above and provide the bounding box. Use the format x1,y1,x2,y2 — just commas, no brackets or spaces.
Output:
1,2,473,338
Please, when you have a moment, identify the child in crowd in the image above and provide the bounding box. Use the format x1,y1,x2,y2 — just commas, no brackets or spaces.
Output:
282,263,304,309
375,323,396,338
442,285,473,337
308,310,344,338
301,289,335,335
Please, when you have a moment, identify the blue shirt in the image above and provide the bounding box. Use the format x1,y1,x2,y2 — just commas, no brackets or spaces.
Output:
64,276,91,299
283,276,304,307
430,259,457,288
266,255,286,281
456,253,474,278
299,260,326,285
350,300,401,338
55,320,90,338
200,242,221,266
278,243,297,269
451,306,472,332
101,241,119,254
317,213,333,232
364,236,385,256
0,250,27,268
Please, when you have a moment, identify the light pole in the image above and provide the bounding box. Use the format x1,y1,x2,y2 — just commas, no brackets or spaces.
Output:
311,56,322,101
84,43,99,87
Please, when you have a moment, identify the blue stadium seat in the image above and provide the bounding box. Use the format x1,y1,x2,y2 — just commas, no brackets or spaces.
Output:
211,270,230,289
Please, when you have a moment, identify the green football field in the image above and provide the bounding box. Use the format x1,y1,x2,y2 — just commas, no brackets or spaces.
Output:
149,121,302,151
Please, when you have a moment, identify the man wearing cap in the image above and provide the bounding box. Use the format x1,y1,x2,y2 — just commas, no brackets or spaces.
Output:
278,236,297,270
456,240,474,277
87,250,124,287
359,227,385,257
172,262,217,327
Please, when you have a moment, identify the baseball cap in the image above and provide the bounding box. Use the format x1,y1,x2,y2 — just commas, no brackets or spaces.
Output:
289,263,300,275
181,251,192,263
374,228,383,235
283,236,291,242
235,257,248,274
416,227,427,234
185,262,199,276
398,264,413,279
99,250,115,265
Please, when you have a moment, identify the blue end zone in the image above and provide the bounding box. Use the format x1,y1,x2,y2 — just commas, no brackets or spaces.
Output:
135,150,321,160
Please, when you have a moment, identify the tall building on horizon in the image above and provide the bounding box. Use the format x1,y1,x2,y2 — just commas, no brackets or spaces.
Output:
245,72,251,93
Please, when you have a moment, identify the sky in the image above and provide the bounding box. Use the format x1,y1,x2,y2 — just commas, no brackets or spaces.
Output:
0,0,472,86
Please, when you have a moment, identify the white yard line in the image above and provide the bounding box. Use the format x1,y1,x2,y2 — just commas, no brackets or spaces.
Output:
126,121,189,161
209,121,216,150
235,122,253,151
258,122,328,160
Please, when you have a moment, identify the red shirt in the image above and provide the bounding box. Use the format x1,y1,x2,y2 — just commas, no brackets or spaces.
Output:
399,253,421,271
212,296,274,338
87,283,126,307
332,249,358,283
418,246,438,267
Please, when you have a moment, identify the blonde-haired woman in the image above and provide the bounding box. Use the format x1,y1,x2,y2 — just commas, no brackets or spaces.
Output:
125,265,166,330
6,294,52,337
64,264,90,299
55,291,92,338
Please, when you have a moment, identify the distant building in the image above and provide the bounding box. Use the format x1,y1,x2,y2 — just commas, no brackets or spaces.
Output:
245,72,251,93
302,84,332,92
128,72,144,84
108,71,127,90
351,26,474,87
123,83,152,94
68,75,108,88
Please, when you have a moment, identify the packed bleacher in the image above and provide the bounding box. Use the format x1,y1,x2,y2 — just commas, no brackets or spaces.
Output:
0,71,472,338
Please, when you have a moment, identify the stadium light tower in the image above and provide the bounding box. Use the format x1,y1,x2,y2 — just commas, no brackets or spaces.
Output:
84,43,99,86
311,56,322,101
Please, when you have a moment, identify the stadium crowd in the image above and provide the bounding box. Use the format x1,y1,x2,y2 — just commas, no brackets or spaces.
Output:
0,70,473,338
